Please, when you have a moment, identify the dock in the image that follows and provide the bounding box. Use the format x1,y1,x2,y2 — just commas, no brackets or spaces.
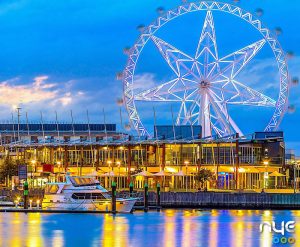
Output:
2,191,300,214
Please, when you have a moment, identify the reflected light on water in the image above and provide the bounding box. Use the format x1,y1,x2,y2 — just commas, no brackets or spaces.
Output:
208,213,218,247
52,230,64,247
164,210,176,247
229,211,246,247
260,210,273,247
26,213,43,247
11,213,22,247
101,214,128,247
0,209,299,246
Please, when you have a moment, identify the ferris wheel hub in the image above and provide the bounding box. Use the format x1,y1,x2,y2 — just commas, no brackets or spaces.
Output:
200,80,210,88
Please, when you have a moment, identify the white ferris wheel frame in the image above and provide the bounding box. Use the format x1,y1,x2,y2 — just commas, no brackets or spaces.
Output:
122,1,289,137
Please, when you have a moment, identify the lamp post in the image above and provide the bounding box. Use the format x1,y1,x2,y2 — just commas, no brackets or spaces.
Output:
263,160,269,190
57,161,61,182
184,160,189,192
107,160,112,188
117,161,121,187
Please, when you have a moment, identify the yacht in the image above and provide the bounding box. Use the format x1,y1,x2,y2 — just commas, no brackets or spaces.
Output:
42,175,138,213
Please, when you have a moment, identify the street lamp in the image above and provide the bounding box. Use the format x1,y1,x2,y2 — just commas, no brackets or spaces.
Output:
107,160,112,187
30,159,37,183
107,160,112,171
56,161,62,182
263,160,269,189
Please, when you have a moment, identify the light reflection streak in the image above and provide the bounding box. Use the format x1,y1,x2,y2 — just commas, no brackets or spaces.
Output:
101,214,129,247
52,230,64,247
208,212,218,247
10,213,21,247
229,210,246,247
260,210,273,247
26,213,43,247
163,210,176,247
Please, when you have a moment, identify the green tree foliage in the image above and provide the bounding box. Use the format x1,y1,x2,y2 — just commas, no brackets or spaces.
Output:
0,157,18,185
195,168,214,189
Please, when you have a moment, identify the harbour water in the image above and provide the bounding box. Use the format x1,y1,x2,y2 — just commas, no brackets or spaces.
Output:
0,209,298,247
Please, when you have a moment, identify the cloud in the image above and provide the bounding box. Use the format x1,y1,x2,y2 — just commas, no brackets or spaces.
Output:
132,73,157,92
237,57,280,94
0,75,96,112
0,76,57,106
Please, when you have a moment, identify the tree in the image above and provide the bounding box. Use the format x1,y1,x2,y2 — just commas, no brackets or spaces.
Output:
195,168,214,190
0,157,18,186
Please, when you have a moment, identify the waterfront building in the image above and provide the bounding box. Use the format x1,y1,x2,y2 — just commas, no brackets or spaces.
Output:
0,123,287,191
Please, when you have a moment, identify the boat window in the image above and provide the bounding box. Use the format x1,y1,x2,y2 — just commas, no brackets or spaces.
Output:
45,184,59,194
71,193,106,200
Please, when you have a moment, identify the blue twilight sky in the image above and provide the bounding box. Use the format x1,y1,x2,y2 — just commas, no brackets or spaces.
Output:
0,0,299,152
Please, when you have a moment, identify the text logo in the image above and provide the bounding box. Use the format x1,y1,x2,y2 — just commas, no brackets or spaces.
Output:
260,221,295,235
260,221,296,244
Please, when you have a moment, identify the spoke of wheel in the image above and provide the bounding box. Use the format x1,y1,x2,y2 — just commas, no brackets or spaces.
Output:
208,89,243,136
206,91,232,136
134,76,200,102
210,80,276,107
195,10,218,79
210,39,266,82
179,94,198,125
151,36,200,80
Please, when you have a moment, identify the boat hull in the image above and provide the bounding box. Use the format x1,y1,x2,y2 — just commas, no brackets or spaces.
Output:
42,198,137,213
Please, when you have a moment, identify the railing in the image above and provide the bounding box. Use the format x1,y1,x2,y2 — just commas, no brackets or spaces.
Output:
134,191,300,208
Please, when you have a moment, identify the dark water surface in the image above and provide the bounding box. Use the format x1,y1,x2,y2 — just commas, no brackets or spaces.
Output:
0,209,298,246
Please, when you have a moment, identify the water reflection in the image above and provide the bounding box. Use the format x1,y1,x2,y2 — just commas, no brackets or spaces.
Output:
0,209,298,246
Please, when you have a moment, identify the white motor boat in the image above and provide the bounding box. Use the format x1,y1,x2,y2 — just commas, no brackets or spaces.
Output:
42,175,138,213
0,196,14,207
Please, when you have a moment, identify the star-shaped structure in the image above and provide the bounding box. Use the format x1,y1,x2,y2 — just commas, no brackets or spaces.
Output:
134,10,276,138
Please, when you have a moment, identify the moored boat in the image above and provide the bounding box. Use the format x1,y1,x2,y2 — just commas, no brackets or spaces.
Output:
42,174,137,213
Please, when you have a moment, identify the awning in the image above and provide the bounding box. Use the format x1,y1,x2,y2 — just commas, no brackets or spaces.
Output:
243,167,260,173
269,171,286,177
173,170,190,176
256,167,280,173
153,171,172,176
86,170,99,177
99,171,115,177
132,171,154,177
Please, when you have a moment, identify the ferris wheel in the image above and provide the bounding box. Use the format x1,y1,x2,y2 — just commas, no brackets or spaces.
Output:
122,1,290,138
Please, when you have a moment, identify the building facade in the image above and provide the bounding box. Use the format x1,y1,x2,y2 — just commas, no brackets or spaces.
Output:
0,123,287,191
